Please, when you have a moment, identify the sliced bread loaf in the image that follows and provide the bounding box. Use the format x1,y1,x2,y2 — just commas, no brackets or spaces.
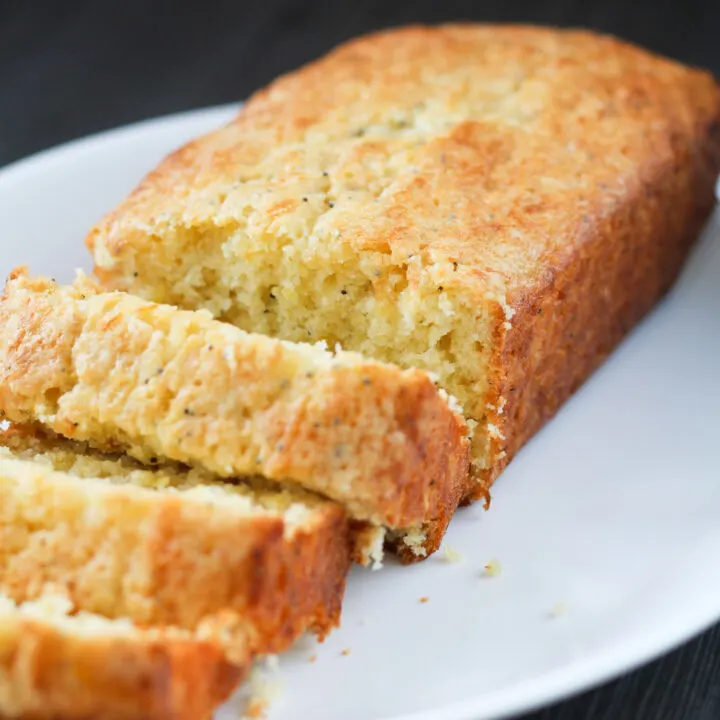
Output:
86,24,720,498
0,269,470,560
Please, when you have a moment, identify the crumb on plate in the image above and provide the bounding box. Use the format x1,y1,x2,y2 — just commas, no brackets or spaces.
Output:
241,656,283,720
442,544,463,563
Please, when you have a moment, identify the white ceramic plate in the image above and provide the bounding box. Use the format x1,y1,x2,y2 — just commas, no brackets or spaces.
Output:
1,106,719,720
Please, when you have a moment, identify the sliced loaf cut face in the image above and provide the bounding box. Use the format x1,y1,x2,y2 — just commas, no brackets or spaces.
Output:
86,24,720,498
0,424,350,657
0,269,470,560
0,592,243,720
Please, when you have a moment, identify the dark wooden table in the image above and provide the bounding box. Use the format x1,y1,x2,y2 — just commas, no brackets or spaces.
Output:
1,2,718,718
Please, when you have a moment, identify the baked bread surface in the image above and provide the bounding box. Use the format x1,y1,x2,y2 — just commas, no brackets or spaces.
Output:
87,24,720,496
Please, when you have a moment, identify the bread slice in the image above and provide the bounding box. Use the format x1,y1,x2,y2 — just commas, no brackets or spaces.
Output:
0,423,350,657
86,24,720,499
0,592,243,720
0,270,470,560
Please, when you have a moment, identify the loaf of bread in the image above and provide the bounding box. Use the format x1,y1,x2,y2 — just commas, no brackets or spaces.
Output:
0,269,470,560
0,592,242,720
0,423,350,658
87,24,720,499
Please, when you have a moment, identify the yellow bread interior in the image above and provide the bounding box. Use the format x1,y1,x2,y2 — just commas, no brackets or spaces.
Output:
0,441,322,535
86,35,535,478
94,218,491,475
0,427,383,564
0,593,147,638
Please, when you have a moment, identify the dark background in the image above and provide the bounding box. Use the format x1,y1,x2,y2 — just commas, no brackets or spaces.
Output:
1,1,719,718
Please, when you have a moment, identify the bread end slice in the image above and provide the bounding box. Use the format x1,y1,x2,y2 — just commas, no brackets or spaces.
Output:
0,593,244,720
0,424,351,657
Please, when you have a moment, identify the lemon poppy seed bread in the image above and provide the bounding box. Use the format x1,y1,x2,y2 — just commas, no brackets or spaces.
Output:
87,24,720,496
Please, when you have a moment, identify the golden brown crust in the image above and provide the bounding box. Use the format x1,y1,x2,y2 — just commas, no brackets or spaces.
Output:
0,441,350,657
0,273,470,557
473,87,720,499
0,611,243,720
85,23,720,501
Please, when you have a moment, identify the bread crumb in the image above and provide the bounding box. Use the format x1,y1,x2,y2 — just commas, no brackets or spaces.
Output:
401,528,428,558
308,655,317,663
443,544,463,563
363,525,386,570
437,387,465,418
482,558,502,577
243,699,268,719
240,656,283,720
419,596,429,603
341,648,351,656
549,602,567,618
486,423,505,440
